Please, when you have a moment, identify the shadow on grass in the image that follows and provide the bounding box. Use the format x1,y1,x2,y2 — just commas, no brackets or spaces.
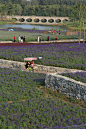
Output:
34,78,45,86
35,80,86,108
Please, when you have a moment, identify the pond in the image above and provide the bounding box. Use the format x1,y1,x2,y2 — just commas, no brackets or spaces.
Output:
0,24,68,31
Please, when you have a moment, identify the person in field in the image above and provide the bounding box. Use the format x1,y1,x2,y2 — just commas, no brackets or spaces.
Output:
23,36,26,42
30,61,34,70
14,36,16,42
59,30,60,34
25,61,30,71
21,36,23,43
55,36,57,41
18,35,21,43
47,36,49,41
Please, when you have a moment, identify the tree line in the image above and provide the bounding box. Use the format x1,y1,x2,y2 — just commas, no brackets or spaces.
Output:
0,0,86,6
0,0,86,22
30,0,86,6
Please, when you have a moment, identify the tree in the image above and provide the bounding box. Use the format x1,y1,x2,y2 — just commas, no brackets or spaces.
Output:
80,3,86,43
0,5,9,21
15,4,22,15
30,0,39,6
7,3,15,15
70,5,79,23
75,3,86,43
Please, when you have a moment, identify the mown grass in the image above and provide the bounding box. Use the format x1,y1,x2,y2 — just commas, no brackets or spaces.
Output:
0,29,79,42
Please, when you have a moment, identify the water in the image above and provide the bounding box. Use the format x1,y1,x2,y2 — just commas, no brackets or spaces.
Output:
0,24,68,31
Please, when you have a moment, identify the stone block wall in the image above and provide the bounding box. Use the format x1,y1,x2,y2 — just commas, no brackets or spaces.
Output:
0,59,25,70
35,64,84,73
45,73,86,102
0,59,86,102
0,59,84,73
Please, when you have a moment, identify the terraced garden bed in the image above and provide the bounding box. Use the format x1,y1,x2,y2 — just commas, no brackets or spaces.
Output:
0,43,86,70
0,42,86,128
0,67,86,129
60,71,86,83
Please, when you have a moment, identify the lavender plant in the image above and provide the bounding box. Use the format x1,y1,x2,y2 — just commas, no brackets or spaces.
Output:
60,72,86,83
0,43,86,70
0,67,86,128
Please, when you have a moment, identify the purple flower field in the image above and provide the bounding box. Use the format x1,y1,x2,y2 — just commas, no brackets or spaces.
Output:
60,72,86,83
0,67,86,128
0,41,86,128
0,28,63,33
0,43,86,70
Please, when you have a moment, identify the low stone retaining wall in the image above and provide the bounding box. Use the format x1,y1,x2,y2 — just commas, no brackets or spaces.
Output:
45,73,86,102
0,59,86,102
0,59,25,70
0,59,84,73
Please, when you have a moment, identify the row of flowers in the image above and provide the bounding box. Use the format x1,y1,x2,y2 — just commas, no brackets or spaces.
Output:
0,43,86,71
0,67,86,128
60,72,86,83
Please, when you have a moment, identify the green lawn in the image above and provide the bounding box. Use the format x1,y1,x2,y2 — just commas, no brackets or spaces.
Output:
0,30,79,42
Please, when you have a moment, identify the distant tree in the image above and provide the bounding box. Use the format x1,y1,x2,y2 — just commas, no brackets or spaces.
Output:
30,0,39,6
0,5,3,20
7,3,15,15
0,0,86,18
15,4,22,15
70,3,86,23
0,5,9,21
70,5,79,23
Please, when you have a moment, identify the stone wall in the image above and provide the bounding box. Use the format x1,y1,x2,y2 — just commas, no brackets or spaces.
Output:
0,59,25,70
0,59,86,102
45,73,86,102
0,59,84,73
35,64,84,73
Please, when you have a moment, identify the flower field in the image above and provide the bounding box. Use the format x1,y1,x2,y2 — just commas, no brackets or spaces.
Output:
0,43,86,70
60,72,86,83
0,39,86,128
0,67,86,128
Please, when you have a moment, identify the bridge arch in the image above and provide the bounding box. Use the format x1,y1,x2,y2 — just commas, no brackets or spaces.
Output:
63,19,69,22
26,18,32,22
34,18,39,22
19,18,25,22
41,18,47,23
12,18,17,21
48,19,54,23
55,19,61,23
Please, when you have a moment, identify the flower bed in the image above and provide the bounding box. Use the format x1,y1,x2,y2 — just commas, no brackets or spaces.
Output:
0,67,86,128
0,43,86,70
0,28,58,33
60,71,86,83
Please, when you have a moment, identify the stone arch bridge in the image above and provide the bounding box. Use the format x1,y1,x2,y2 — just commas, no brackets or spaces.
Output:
6,15,69,25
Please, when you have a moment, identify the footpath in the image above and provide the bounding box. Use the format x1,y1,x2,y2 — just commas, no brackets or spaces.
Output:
0,39,84,44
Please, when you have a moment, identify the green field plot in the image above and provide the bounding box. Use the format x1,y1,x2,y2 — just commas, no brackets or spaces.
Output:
0,28,79,42
0,68,86,128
